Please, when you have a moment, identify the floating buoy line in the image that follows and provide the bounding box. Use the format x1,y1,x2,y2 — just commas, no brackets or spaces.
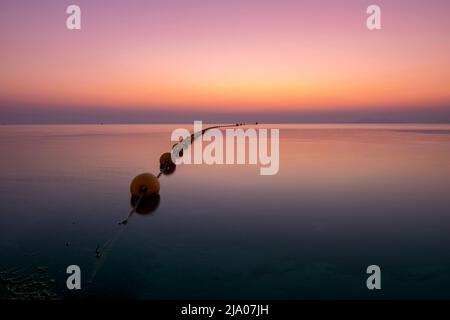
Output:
126,122,254,221
89,122,254,282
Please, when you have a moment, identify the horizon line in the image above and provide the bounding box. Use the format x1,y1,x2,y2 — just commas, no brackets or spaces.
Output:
2,121,450,126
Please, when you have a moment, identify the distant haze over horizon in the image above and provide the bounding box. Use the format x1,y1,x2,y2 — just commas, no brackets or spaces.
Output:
1,0,449,123
1,103,449,124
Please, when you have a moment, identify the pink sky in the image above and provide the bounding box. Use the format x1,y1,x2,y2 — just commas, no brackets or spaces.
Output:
0,0,449,122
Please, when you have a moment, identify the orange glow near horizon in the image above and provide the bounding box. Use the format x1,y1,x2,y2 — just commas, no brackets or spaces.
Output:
1,0,449,113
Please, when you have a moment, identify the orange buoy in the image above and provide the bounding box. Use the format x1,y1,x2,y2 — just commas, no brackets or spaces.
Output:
159,152,176,175
130,173,160,197
159,152,174,166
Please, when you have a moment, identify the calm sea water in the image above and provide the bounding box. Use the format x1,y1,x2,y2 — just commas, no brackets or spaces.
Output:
1,124,450,299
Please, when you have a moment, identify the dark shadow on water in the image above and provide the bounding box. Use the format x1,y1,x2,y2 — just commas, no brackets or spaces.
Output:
130,194,161,216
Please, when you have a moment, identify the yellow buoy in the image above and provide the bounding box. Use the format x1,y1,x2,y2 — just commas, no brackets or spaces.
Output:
130,173,160,197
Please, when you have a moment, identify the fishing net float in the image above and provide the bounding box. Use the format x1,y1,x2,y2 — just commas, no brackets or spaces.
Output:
130,173,160,198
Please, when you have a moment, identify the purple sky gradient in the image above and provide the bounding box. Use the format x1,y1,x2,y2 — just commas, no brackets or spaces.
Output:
1,0,449,123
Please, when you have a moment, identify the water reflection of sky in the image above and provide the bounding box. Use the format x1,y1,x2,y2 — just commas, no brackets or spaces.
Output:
0,124,450,299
